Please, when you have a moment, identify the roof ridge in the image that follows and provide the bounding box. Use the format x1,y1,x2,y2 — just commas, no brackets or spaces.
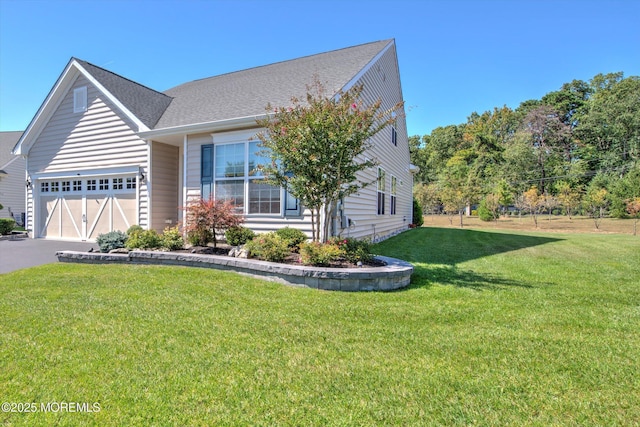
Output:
72,57,173,100
168,39,393,89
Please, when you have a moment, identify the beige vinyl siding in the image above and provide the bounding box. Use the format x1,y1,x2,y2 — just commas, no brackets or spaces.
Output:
0,157,26,221
341,43,412,241
151,142,179,231
27,75,149,228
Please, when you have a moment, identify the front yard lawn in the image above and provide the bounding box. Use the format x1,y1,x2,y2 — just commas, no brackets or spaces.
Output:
1,228,639,425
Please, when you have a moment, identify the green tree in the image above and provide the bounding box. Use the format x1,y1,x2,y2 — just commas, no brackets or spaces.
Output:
519,105,571,194
478,193,500,222
439,149,478,227
413,182,440,216
256,77,402,242
421,124,465,183
408,135,429,183
495,179,514,216
575,73,640,171
609,166,640,218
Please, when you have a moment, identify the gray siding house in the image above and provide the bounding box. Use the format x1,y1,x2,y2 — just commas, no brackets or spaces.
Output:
13,39,414,242
0,131,26,225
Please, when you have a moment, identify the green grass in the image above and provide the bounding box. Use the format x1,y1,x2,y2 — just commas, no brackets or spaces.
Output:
1,228,639,426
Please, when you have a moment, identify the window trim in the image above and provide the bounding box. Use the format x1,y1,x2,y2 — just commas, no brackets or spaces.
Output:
377,167,386,215
73,86,87,113
202,141,286,216
390,175,397,215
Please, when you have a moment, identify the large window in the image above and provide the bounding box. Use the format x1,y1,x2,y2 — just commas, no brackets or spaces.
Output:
202,141,284,215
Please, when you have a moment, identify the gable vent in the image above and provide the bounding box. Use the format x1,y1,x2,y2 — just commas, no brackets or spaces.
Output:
73,86,87,113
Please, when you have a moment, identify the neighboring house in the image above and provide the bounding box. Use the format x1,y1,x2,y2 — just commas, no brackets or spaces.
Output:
0,131,25,225
13,39,415,242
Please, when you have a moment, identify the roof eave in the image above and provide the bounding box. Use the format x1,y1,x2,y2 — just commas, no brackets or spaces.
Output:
13,58,150,156
139,114,268,143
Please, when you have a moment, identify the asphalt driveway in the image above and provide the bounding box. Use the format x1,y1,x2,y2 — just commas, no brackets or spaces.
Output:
0,236,98,274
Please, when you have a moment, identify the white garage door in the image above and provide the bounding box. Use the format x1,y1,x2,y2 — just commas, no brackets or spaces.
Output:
38,176,138,240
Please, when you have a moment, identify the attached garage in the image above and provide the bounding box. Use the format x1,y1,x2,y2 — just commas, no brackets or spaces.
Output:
35,172,139,240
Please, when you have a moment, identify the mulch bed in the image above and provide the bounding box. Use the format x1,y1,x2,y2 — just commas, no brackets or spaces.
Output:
179,245,385,268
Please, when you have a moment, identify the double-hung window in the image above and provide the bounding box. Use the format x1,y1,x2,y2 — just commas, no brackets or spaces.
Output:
201,140,283,215
248,142,280,214
377,167,386,215
390,176,397,215
215,142,245,212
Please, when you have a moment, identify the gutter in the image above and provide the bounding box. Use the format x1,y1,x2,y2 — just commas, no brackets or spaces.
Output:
138,114,269,140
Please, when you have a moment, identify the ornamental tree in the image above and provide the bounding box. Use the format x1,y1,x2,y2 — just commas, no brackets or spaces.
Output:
183,198,243,247
626,197,640,236
521,186,545,228
256,77,403,242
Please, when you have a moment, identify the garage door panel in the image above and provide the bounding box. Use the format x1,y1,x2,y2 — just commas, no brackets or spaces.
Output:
86,196,110,240
61,196,83,239
112,194,136,233
40,196,60,238
37,175,138,241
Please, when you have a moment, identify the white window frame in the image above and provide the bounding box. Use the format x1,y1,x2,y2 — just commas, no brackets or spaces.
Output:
212,140,282,216
390,175,397,215
377,167,386,215
73,86,87,113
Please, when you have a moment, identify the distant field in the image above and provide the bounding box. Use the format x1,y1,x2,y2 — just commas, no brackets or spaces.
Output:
423,213,639,235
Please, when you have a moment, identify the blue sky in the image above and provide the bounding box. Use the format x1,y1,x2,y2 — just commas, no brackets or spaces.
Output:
1,0,638,137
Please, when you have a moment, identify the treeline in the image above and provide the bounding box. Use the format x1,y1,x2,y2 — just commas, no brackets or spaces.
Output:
411,72,640,224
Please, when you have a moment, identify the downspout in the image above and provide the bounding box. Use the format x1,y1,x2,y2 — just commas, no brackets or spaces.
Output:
146,140,152,230
182,135,188,224
24,156,31,237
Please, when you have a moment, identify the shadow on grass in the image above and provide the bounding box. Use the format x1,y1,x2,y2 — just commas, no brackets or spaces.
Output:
374,227,562,290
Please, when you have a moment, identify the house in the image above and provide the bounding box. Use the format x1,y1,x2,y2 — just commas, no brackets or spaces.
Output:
13,39,414,242
0,131,26,225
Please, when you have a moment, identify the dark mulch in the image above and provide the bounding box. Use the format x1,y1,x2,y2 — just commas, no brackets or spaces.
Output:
178,245,385,268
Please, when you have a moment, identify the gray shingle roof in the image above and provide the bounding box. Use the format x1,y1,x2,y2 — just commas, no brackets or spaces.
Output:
1,131,23,167
74,59,173,129
154,39,393,129
72,40,392,132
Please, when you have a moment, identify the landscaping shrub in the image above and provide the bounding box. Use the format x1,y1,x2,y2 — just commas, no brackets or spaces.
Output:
330,237,373,264
126,224,144,236
160,226,184,251
244,232,289,263
96,230,128,253
187,228,212,247
183,198,243,247
275,227,307,251
0,218,15,235
412,197,424,226
126,229,161,250
299,241,344,266
478,199,498,221
225,226,256,246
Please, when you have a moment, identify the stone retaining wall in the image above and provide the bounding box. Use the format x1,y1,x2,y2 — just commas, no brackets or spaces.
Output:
56,250,413,291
